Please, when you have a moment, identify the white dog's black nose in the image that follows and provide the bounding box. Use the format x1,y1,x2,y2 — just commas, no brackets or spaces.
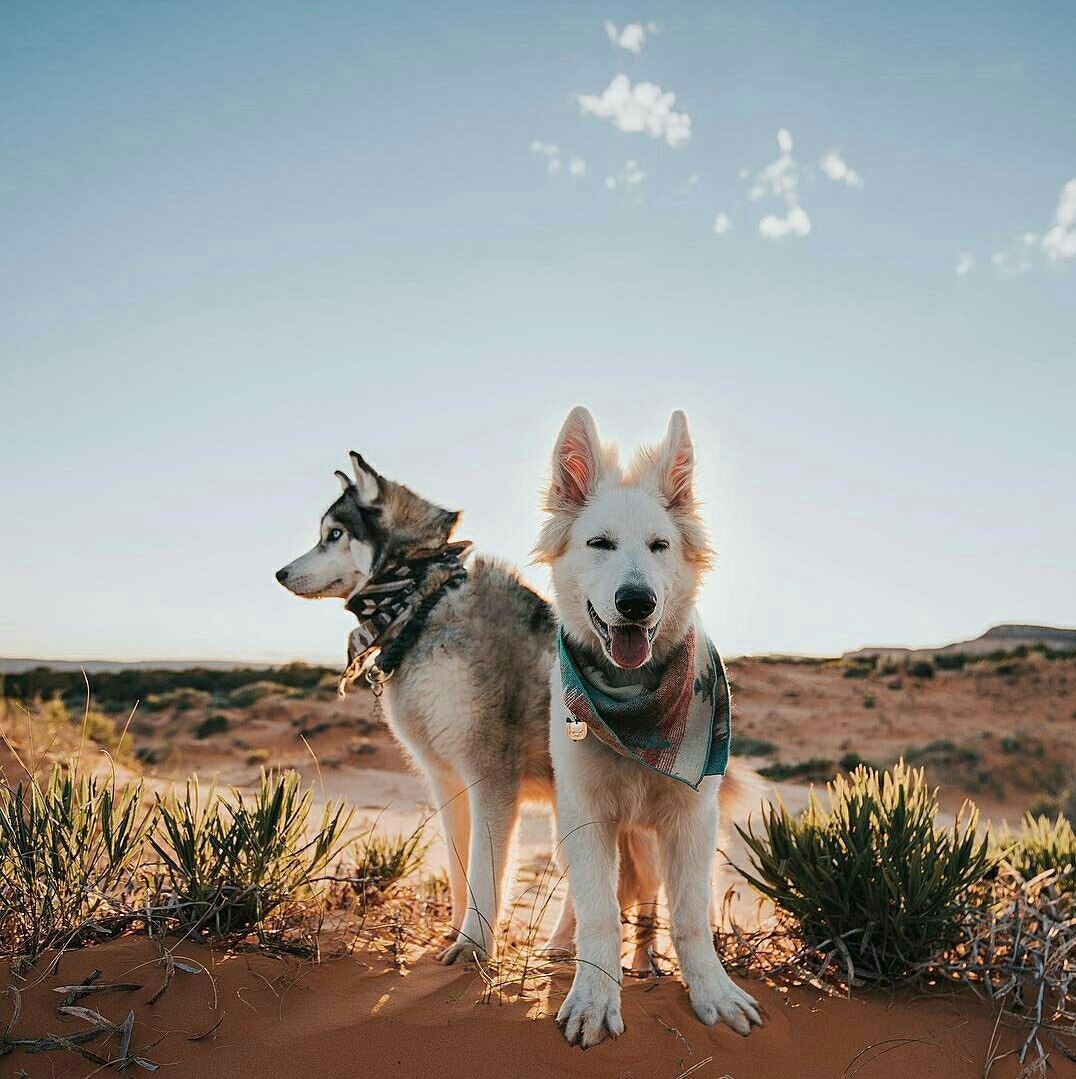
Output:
615,585,656,622
275,568,290,583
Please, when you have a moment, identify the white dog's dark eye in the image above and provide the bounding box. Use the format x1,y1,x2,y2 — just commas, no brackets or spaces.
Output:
650,539,670,553
327,528,343,542
586,536,617,551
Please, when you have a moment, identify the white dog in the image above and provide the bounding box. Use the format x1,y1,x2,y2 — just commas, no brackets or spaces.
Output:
535,406,762,1048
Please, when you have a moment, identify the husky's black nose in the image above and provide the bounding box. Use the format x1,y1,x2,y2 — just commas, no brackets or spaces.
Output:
275,568,290,583
615,585,656,622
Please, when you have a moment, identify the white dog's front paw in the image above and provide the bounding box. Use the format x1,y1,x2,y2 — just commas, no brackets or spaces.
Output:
556,981,624,1048
688,976,762,1035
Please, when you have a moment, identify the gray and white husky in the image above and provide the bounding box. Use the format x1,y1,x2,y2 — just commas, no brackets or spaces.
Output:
276,452,658,966
537,407,762,1047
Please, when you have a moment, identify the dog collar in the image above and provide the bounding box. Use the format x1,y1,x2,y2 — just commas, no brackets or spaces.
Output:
337,539,473,696
556,614,731,789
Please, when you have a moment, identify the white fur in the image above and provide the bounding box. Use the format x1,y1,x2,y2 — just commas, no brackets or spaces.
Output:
542,407,761,1048
277,517,373,598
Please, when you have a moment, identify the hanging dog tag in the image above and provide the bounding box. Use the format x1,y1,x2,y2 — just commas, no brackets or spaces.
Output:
566,719,588,742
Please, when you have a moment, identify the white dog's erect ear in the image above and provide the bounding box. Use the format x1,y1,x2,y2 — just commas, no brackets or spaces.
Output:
348,451,380,505
549,406,604,509
657,410,695,510
334,470,352,493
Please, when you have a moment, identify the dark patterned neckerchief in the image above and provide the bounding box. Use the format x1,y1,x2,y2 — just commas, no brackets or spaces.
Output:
556,612,731,789
337,539,473,696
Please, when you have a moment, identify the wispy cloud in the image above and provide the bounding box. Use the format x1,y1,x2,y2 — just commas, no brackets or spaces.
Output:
955,253,975,276
606,159,647,192
531,140,586,179
712,212,731,235
578,74,691,146
1043,178,1076,262
603,20,658,54
819,150,863,187
750,129,811,240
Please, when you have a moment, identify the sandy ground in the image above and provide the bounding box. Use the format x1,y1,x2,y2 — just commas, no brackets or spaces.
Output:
3,934,1068,1079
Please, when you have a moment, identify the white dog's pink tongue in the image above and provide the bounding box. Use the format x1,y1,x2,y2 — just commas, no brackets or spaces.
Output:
610,625,650,669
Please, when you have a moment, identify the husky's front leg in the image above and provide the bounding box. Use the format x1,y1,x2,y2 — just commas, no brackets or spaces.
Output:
663,784,762,1035
555,797,623,1048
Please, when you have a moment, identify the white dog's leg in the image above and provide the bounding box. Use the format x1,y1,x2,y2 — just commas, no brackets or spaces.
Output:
439,775,519,964
662,790,761,1035
544,816,576,953
555,809,624,1047
423,770,471,936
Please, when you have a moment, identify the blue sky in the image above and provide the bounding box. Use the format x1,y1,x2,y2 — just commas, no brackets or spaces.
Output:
2,1,1073,663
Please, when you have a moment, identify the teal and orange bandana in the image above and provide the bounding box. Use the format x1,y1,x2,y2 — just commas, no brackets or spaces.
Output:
557,614,732,790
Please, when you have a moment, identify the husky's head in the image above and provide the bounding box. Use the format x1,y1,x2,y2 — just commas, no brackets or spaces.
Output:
276,452,460,600
535,406,712,671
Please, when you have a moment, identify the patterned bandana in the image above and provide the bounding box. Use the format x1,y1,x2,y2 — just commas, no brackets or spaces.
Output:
556,614,731,789
337,540,473,694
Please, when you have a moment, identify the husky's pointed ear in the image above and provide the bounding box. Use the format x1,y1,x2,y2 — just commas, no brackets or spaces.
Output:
348,451,381,506
548,406,605,510
334,470,353,493
657,410,695,510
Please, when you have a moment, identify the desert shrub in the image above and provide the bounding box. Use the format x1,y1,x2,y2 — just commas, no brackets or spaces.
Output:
247,748,270,765
993,814,1075,891
195,713,230,739
737,761,992,982
905,739,981,767
758,758,835,782
838,751,882,773
907,660,935,679
151,771,352,937
226,681,300,707
736,736,777,757
143,687,212,712
352,825,430,897
862,693,875,709
0,763,153,958
842,665,871,680
933,653,966,671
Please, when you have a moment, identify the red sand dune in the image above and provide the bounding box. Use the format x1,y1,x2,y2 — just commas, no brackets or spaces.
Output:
3,935,1070,1079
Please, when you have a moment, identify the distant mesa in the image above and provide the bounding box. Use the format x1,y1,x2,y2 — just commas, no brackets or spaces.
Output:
845,624,1076,663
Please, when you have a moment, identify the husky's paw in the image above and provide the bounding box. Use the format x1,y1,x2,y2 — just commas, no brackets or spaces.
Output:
556,983,624,1048
437,939,487,965
688,977,762,1036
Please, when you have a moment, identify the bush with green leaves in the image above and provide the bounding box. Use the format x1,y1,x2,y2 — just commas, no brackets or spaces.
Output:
737,761,992,982
143,687,212,712
352,825,430,898
226,681,300,707
993,813,1075,891
0,763,153,958
151,770,353,936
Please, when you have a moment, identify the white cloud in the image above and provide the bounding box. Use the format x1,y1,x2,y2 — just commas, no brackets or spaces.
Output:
531,141,586,181
547,157,562,175
759,205,811,239
568,157,587,176
578,74,692,146
605,160,646,197
1042,177,1076,261
530,140,559,157
712,212,731,235
606,176,617,190
746,129,811,240
819,149,863,187
955,253,975,276
603,20,657,53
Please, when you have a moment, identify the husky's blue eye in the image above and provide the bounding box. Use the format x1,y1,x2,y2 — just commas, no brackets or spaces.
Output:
586,536,616,551
327,528,343,542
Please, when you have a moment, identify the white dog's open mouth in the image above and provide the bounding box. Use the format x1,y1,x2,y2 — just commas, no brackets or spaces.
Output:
587,600,657,670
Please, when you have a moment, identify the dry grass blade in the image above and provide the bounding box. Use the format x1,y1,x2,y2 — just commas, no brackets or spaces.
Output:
56,1004,122,1032
52,981,142,1000
188,1010,225,1042
2,984,22,1044
60,968,102,1007
43,1032,111,1065
146,949,175,1006
118,1009,135,1065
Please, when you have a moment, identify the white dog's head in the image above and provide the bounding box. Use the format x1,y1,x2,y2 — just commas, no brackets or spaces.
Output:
535,407,712,670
